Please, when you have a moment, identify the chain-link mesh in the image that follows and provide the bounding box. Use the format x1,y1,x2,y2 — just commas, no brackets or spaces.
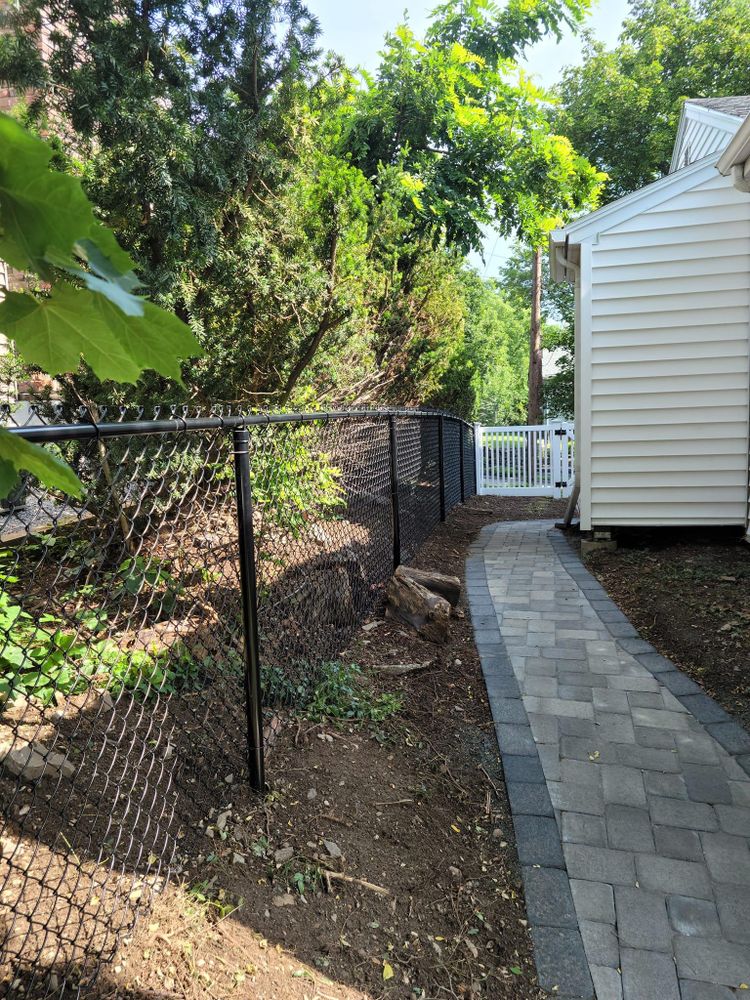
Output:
0,405,474,996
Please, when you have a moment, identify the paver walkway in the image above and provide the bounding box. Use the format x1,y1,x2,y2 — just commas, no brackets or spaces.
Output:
467,520,750,1000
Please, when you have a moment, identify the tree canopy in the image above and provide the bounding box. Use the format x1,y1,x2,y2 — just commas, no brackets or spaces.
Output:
554,0,750,201
0,0,603,426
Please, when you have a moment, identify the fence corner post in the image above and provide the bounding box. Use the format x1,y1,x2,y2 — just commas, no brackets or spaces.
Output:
473,423,482,496
388,415,401,569
232,425,265,793
438,415,446,521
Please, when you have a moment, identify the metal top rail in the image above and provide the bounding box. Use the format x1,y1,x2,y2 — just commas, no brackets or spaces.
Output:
5,405,473,444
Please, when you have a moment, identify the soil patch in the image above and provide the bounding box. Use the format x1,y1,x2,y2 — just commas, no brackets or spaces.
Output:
582,530,750,730
70,496,564,1000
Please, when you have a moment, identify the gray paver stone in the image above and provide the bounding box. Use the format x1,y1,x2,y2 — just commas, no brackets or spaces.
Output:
570,879,615,924
715,803,750,836
707,721,750,756
507,781,554,817
679,984,736,1000
682,763,733,805
620,948,679,1000
649,796,719,832
564,844,635,885
715,883,750,944
653,825,703,862
635,855,712,900
521,866,578,928
674,936,750,988
502,754,545,784
643,771,687,800
701,831,750,885
530,926,594,999
488,697,528,725
614,886,671,951
678,693,732,725
579,919,619,968
590,965,623,1000
601,765,647,808
606,804,655,852
514,814,565,868
561,811,607,847
495,723,536,756
667,894,721,938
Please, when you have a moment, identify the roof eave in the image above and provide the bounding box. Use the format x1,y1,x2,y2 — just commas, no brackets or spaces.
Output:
717,115,750,176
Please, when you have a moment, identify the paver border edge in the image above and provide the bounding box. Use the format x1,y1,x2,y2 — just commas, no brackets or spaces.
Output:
548,529,750,777
466,523,594,1000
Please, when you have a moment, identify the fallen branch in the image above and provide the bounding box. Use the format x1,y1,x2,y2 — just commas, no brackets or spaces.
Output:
373,798,413,807
323,871,391,897
369,662,430,676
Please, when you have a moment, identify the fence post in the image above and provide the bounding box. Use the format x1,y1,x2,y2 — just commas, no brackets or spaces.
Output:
473,422,482,496
438,415,446,521
459,421,465,503
388,415,401,569
232,425,265,793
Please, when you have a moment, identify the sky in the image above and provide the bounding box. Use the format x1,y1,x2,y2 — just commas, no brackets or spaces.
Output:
308,0,631,275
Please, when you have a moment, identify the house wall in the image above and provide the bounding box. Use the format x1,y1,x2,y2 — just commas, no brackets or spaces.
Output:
584,171,750,528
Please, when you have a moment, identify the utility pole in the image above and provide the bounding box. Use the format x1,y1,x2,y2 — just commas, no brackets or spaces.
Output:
528,246,543,425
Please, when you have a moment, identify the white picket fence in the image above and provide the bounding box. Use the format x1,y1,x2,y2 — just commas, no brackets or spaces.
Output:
475,422,575,498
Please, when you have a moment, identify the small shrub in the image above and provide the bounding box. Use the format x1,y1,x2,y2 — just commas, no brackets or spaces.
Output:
261,659,402,722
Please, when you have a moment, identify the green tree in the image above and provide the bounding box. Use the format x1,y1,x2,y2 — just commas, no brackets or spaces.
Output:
0,113,201,494
554,0,750,202
429,269,529,422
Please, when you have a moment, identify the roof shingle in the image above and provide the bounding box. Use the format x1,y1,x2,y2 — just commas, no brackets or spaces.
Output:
686,96,750,119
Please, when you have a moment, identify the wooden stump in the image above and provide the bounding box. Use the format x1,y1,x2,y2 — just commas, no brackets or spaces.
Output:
395,565,461,607
385,569,451,644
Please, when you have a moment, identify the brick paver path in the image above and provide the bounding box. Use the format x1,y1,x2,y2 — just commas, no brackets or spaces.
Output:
467,520,750,1000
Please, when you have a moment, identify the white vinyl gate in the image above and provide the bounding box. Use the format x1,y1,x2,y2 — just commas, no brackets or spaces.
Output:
475,422,575,498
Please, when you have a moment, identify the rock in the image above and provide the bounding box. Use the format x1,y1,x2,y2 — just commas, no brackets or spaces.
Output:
2,741,75,782
232,852,246,865
396,566,461,607
225,774,234,784
385,569,451,644
216,810,231,833
323,839,342,859
306,788,317,800
273,893,296,908
274,847,295,864
448,866,463,881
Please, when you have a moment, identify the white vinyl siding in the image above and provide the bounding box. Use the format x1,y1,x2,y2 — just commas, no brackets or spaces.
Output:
586,172,750,528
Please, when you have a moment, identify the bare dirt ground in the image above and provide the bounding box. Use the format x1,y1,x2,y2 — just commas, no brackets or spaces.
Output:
583,529,750,731
78,496,566,1000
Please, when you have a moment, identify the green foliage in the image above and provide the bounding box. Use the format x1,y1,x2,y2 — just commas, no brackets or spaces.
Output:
0,0,603,417
428,268,529,423
261,660,402,722
0,112,202,497
186,880,243,921
251,429,344,539
0,550,199,706
554,0,750,201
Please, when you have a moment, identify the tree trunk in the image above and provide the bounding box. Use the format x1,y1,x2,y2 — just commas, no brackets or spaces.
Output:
528,246,543,425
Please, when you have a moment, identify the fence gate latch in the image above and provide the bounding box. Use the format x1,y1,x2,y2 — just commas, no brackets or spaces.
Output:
554,428,567,437
555,481,568,488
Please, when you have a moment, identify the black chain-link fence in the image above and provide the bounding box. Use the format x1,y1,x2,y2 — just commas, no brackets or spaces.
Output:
0,404,475,996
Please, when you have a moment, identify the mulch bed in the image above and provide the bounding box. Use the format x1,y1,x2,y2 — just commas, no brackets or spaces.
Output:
583,529,750,731
63,495,564,1000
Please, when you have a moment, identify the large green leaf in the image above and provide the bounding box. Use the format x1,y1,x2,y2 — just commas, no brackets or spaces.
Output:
0,427,83,499
0,285,201,383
